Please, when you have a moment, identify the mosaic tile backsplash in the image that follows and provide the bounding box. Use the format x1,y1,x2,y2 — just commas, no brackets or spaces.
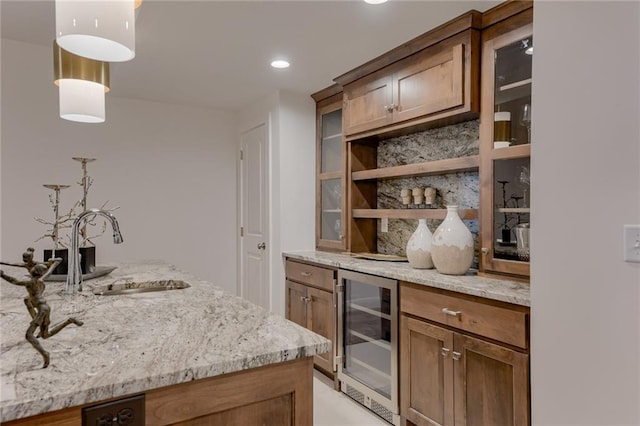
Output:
376,120,480,267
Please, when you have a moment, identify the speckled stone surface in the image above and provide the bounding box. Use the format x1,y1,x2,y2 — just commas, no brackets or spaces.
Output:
376,121,480,265
283,251,530,307
0,261,330,422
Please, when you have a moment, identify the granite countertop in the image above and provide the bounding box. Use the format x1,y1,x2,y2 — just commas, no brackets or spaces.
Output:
0,261,330,422
283,251,530,307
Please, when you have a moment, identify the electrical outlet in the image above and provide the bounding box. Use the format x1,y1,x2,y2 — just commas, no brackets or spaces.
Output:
381,217,389,233
623,225,640,263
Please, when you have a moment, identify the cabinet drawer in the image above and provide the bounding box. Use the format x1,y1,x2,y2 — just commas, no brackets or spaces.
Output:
285,260,334,292
400,282,528,349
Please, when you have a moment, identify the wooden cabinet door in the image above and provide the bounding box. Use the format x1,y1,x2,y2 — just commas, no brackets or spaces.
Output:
393,44,464,125
453,333,529,426
307,287,335,373
401,315,454,426
285,280,307,328
343,70,394,136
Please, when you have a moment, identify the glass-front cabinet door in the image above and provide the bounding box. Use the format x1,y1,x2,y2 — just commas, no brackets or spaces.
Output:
316,92,346,250
480,21,533,279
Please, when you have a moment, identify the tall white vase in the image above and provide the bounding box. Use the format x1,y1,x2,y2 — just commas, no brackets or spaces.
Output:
431,205,474,275
406,219,434,269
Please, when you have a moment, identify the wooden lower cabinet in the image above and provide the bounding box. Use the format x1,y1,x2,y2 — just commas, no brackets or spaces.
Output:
285,259,337,377
285,279,335,374
401,316,529,426
5,357,313,426
453,333,529,426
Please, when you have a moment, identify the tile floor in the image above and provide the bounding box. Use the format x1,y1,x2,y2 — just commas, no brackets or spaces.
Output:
313,370,390,426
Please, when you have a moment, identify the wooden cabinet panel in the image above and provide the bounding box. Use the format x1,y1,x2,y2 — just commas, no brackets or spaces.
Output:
343,72,394,136
171,394,292,426
394,44,464,124
401,282,528,349
401,316,453,426
343,29,479,139
286,280,307,328
146,357,313,426
453,333,529,426
307,287,335,373
285,260,334,292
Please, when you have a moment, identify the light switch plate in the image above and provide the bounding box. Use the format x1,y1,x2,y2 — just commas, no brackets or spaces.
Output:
623,225,640,262
381,217,389,233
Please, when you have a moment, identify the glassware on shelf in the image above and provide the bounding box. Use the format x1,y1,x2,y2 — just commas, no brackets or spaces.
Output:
519,165,530,208
520,103,532,144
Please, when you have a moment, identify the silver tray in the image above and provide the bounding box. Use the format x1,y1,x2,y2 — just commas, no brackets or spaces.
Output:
45,265,117,282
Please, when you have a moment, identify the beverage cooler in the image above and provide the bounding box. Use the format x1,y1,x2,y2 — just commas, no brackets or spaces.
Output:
337,269,399,425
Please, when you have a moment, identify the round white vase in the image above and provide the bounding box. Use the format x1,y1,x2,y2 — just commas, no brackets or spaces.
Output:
431,205,474,275
406,219,434,269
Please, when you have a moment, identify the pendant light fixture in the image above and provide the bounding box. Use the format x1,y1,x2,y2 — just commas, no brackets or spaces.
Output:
55,0,141,62
54,41,110,123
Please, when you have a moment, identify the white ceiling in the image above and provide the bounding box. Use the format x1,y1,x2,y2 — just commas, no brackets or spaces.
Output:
1,0,500,112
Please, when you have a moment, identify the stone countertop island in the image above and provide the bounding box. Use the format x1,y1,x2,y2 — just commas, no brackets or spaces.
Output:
0,261,330,425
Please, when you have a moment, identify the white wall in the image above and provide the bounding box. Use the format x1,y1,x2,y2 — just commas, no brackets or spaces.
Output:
237,89,315,316
275,91,316,314
1,39,238,293
531,2,640,425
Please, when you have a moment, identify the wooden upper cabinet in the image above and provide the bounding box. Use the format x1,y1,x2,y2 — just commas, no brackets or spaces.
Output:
312,84,347,251
393,43,464,123
341,27,480,139
343,72,394,136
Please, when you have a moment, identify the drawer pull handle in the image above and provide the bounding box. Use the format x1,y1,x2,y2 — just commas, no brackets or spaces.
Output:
452,351,461,361
442,308,461,317
441,347,450,357
300,272,312,277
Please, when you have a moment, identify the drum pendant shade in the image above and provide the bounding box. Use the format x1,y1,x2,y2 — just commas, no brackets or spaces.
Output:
55,0,136,62
58,79,106,123
54,41,109,123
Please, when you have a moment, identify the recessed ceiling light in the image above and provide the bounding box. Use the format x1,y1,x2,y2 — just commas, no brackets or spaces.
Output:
364,0,388,4
271,60,290,69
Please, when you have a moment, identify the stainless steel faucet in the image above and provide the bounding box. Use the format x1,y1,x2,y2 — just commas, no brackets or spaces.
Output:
65,209,123,294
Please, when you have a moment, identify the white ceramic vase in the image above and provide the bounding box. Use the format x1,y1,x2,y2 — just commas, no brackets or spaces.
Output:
431,205,474,275
406,219,434,269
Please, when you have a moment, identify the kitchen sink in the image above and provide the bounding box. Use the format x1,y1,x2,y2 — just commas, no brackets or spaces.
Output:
92,279,191,296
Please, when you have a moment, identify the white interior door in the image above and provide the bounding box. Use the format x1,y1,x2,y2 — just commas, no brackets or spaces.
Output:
239,124,269,310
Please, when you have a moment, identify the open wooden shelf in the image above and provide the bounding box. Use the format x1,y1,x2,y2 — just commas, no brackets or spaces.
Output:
499,78,531,92
351,155,479,181
352,208,478,220
491,143,530,160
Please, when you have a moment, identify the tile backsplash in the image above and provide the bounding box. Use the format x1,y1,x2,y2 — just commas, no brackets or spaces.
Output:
376,120,480,266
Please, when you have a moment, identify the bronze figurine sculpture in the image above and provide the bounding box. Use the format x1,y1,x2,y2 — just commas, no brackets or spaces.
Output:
0,248,84,368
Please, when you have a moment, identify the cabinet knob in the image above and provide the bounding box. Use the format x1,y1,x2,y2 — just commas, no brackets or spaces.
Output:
384,104,395,113
300,271,312,277
257,242,266,250
441,347,450,357
452,351,461,361
481,247,489,255
300,296,311,303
